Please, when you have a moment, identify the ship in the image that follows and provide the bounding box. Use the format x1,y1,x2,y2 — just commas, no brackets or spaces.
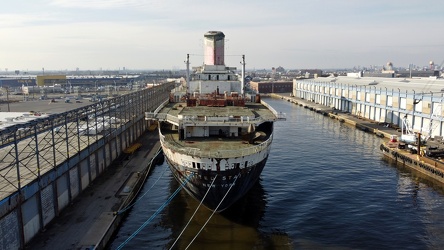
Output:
145,31,285,211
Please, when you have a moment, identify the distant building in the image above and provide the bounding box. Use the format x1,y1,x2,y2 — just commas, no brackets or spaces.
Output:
300,69,323,75
363,70,440,78
300,69,323,78
346,72,363,77
275,66,285,73
363,72,395,78
0,77,35,88
396,70,440,78
36,75,67,86
249,81,293,93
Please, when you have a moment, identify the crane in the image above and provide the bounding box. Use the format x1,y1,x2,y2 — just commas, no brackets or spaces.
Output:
400,115,426,144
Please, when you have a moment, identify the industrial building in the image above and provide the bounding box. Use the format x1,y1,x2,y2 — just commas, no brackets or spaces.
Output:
293,76,444,139
249,81,293,94
36,75,67,86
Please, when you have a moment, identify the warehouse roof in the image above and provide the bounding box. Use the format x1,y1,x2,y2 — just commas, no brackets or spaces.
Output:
299,76,444,94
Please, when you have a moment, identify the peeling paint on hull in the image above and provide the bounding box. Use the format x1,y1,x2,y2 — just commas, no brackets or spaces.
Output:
166,155,268,212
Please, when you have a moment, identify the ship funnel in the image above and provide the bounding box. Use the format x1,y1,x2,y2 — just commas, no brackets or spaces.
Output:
204,31,225,66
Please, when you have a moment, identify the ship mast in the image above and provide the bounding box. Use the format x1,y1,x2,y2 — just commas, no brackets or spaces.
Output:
185,53,190,94
241,54,245,96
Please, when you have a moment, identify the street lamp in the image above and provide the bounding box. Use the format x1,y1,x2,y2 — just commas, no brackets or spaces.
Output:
130,79,134,90
6,86,10,112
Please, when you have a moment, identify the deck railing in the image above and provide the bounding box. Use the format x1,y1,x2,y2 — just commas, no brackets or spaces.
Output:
145,99,169,120
261,99,286,120
159,131,273,158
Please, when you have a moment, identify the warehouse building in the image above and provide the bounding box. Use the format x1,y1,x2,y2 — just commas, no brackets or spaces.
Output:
249,81,293,94
293,76,444,139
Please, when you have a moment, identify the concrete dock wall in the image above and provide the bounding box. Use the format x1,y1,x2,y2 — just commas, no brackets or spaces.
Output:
0,119,145,249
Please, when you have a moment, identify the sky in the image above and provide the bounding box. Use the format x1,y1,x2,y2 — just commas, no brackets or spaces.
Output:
1,0,443,72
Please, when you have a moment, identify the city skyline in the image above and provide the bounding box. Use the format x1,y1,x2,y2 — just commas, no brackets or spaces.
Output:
1,0,443,71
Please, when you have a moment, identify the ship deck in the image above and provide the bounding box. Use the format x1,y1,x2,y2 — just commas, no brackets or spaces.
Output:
156,101,276,158
162,129,268,152
157,100,278,123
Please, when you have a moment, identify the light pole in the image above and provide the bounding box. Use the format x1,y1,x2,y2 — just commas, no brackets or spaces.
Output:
6,86,10,112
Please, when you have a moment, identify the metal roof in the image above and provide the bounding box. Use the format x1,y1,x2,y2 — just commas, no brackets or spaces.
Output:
300,76,444,94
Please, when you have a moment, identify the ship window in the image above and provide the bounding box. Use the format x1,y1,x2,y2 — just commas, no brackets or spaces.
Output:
197,163,201,169
235,163,240,169
228,75,230,80
217,75,219,80
208,75,211,80
192,162,196,169
245,161,248,168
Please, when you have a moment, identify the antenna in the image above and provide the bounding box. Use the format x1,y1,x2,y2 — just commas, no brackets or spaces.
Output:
185,54,190,94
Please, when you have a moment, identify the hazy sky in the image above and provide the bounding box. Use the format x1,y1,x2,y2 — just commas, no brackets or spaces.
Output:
1,0,443,71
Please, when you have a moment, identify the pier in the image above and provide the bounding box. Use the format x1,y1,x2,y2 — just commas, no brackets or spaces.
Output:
274,93,444,187
0,82,173,249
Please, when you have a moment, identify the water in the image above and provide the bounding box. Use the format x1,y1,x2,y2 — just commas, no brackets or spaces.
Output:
110,98,444,249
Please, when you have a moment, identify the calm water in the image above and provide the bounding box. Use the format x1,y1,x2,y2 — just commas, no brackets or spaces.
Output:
110,98,444,250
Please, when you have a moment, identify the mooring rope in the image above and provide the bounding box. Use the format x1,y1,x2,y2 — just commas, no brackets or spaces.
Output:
115,161,169,215
185,174,240,250
116,173,194,250
169,175,219,250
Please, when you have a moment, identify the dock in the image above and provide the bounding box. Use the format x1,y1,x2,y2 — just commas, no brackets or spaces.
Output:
26,131,161,249
0,82,175,250
273,93,444,186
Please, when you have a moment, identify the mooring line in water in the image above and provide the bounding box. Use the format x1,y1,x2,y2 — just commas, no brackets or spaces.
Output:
115,150,168,215
116,173,194,250
169,174,219,250
185,174,240,250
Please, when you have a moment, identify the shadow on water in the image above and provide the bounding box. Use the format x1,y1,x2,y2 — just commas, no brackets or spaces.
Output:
221,178,266,227
163,178,293,250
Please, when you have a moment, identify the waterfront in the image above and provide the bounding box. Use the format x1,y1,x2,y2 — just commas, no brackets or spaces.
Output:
110,98,444,249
